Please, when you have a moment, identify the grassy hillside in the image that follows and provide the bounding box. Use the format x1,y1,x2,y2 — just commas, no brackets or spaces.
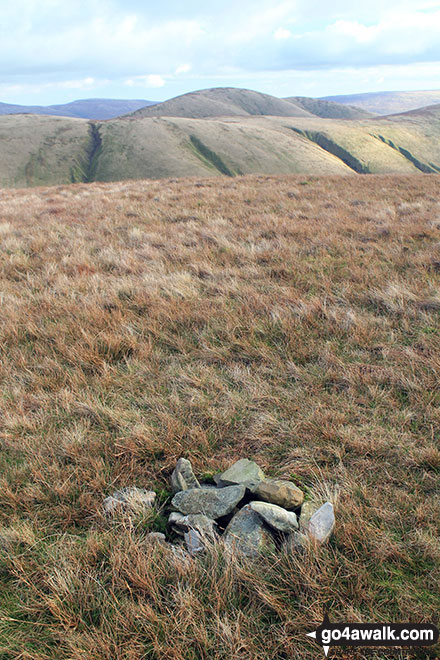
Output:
285,96,375,119
0,115,91,187
130,87,312,119
94,116,352,181
0,98,155,120
323,90,440,115
0,175,439,659
1,99,440,187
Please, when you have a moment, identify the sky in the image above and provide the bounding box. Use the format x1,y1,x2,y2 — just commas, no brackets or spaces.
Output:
1,0,440,105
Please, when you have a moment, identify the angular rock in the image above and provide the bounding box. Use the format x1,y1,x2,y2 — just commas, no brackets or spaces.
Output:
103,487,156,516
224,504,275,557
170,458,200,493
249,501,298,533
170,513,217,538
171,485,246,519
217,459,265,492
307,502,335,544
254,479,304,510
184,529,205,555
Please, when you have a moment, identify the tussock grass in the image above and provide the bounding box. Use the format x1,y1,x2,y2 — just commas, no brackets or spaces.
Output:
0,174,439,659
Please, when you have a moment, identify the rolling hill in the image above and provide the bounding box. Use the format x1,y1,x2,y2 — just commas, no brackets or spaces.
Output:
284,96,375,119
0,98,155,120
129,87,313,119
1,87,440,188
323,90,440,116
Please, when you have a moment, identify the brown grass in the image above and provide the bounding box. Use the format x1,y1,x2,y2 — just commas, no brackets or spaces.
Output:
0,174,439,659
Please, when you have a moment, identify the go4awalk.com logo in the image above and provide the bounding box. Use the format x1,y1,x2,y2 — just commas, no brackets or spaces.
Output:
307,613,439,657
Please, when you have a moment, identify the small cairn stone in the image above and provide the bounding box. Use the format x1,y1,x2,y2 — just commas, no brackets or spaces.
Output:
249,501,299,533
170,458,200,493
307,502,335,544
171,485,246,519
184,529,205,555
103,487,156,516
284,531,308,553
144,532,167,544
254,479,304,510
224,504,275,557
299,500,318,532
216,458,265,492
169,513,217,538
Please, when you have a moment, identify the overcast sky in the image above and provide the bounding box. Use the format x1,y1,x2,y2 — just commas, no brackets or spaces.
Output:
2,0,440,104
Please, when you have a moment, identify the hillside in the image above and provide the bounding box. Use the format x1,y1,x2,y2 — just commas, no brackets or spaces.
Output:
284,96,375,119
323,89,440,115
0,98,155,120
129,87,313,119
0,175,438,659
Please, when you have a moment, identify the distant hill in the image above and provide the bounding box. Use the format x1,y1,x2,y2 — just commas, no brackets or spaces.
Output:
322,90,440,116
380,102,440,119
285,96,375,119
0,98,155,120
129,87,313,119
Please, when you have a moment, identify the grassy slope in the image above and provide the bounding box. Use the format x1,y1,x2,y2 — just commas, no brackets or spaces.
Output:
284,96,375,119
0,115,91,187
95,116,353,181
323,90,440,115
130,87,312,119
0,175,439,659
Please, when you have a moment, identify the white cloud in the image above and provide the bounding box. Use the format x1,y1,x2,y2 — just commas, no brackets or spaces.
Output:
125,74,166,88
59,77,96,89
274,28,291,40
146,75,166,87
175,64,192,75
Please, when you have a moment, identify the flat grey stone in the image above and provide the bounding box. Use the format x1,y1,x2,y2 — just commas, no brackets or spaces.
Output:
254,479,304,510
184,529,205,555
171,485,246,519
249,501,298,532
224,504,275,557
170,458,200,493
103,487,156,516
307,502,335,544
170,513,217,538
217,459,265,492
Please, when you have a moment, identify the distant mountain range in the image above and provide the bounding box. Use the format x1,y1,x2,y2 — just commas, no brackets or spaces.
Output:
0,98,155,120
322,90,440,116
0,87,439,188
1,88,439,121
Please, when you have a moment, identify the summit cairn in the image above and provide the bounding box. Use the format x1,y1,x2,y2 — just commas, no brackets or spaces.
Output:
103,458,336,557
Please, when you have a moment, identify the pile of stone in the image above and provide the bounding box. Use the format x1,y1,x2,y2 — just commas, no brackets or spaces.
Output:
103,458,335,558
